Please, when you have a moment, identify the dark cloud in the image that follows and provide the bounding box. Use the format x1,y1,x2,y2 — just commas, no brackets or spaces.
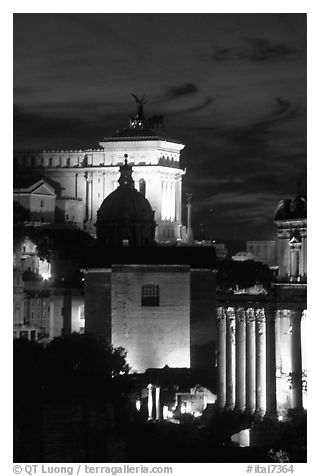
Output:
243,37,297,61
13,13,306,241
166,83,198,99
178,98,214,114
13,106,123,150
211,47,232,61
211,37,301,62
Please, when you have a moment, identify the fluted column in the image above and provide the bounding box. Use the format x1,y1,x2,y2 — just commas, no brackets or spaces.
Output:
161,180,165,220
265,307,277,418
226,307,236,410
147,384,153,420
217,307,227,409
155,387,160,420
163,180,168,220
168,180,172,220
176,177,182,222
245,308,256,414
235,307,246,412
255,309,266,417
290,309,303,411
166,179,170,220
171,180,175,221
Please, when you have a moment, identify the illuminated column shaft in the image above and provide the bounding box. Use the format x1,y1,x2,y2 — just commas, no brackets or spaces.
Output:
155,387,160,420
225,308,236,410
170,180,175,220
245,308,256,414
290,310,303,410
167,180,171,220
162,180,166,219
103,172,106,198
187,201,192,231
217,307,227,409
235,308,246,412
176,177,182,222
148,384,153,420
164,180,169,220
161,180,165,219
255,309,266,416
265,307,277,417
169,180,173,220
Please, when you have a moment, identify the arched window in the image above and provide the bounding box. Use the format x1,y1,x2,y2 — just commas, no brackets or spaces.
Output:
139,178,146,197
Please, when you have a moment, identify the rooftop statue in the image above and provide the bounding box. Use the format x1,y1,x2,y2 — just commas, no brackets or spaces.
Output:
131,93,147,119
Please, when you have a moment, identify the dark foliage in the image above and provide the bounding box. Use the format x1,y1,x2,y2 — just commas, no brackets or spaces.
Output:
13,333,130,403
13,225,95,262
43,333,130,400
13,338,44,403
217,259,274,292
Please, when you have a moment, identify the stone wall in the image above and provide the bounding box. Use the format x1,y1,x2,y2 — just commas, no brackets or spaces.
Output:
111,265,190,373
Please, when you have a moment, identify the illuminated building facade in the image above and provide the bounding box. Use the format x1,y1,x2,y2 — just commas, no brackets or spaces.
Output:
13,102,185,243
274,194,307,281
216,194,307,418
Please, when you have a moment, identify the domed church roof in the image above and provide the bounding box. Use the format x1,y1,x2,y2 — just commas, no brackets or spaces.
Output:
96,156,156,247
274,194,307,221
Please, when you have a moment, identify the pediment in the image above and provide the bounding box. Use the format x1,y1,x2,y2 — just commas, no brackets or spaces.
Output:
29,180,56,196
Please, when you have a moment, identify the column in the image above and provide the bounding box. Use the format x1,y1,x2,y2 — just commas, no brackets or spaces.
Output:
290,309,303,411
163,179,168,220
170,180,175,221
255,309,266,417
217,307,227,409
166,179,170,220
85,172,93,222
175,177,182,222
161,180,165,220
155,387,160,420
147,384,153,420
265,307,277,418
225,307,236,410
235,308,246,412
245,308,256,414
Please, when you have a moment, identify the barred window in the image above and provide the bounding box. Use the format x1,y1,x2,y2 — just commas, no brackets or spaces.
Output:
141,284,159,307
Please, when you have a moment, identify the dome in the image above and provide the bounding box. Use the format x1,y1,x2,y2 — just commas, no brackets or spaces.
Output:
97,186,155,224
96,158,156,247
274,194,307,221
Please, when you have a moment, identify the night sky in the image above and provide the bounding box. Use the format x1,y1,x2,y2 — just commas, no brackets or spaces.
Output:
13,13,307,241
